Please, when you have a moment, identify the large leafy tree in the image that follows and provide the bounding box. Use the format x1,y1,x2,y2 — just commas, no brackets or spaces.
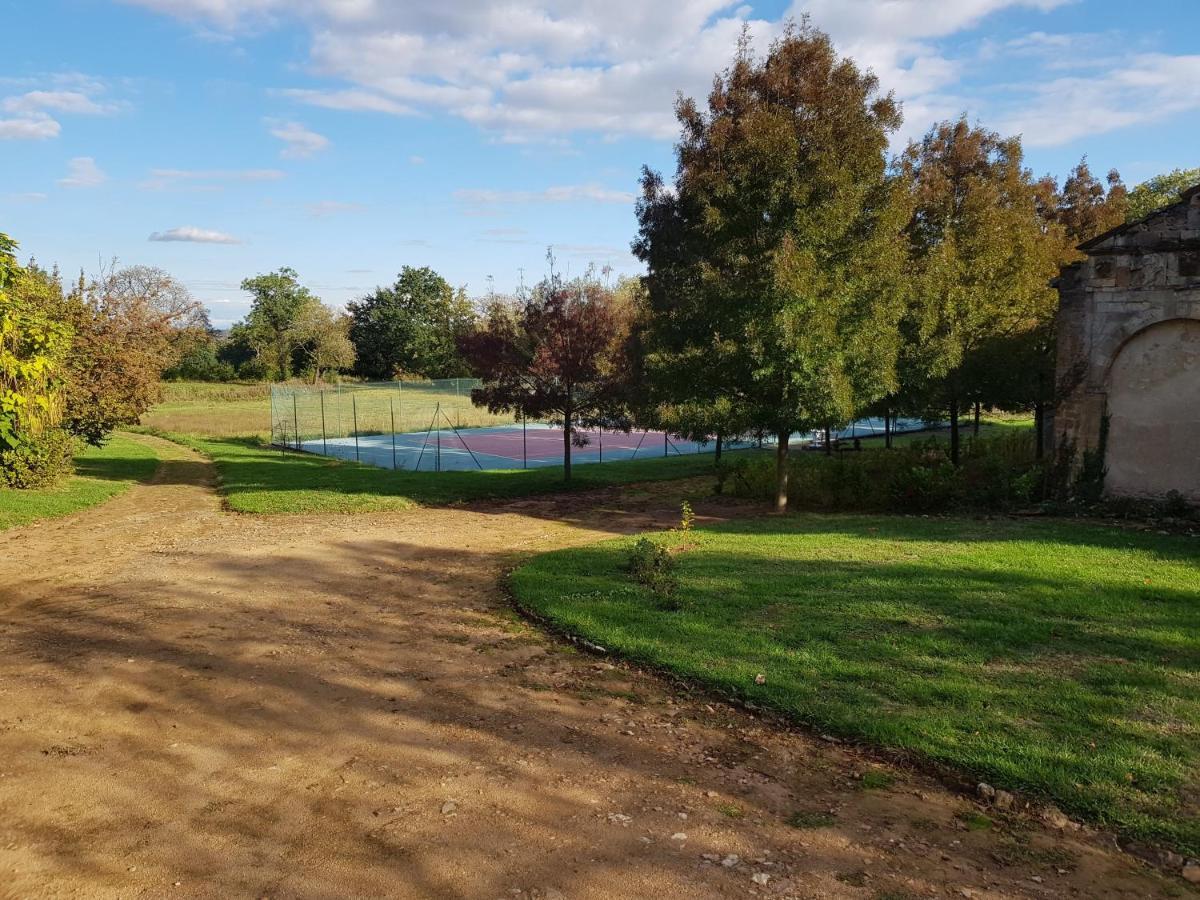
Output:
457,274,632,481
634,23,911,510
1126,167,1200,221
241,268,318,380
288,302,355,383
347,266,475,380
901,118,1060,464
0,235,73,487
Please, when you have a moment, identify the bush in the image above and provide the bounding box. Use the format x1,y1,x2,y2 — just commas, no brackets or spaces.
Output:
730,433,1044,514
0,428,75,488
164,343,236,382
626,537,680,604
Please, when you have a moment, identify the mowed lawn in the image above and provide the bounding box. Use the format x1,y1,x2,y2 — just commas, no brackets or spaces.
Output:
174,434,744,514
0,434,159,531
512,514,1200,854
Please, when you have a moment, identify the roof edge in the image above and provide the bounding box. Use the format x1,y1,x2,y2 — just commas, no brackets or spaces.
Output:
1077,181,1200,253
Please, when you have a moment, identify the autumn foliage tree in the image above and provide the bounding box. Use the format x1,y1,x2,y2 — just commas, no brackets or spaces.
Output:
634,23,911,510
899,118,1061,465
457,272,632,481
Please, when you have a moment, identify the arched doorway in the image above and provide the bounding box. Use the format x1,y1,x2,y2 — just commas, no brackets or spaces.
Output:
1105,318,1200,500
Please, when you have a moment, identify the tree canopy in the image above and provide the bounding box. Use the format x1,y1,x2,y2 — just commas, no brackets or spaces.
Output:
634,23,911,509
1126,167,1200,222
347,267,475,380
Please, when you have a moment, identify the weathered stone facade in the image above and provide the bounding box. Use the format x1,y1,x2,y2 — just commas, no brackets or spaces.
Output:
1054,185,1200,501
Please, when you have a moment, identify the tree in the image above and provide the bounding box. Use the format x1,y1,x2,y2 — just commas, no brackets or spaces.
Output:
1126,167,1200,221
901,118,1060,465
457,271,632,481
288,301,355,383
347,267,476,380
634,23,911,510
241,268,317,380
0,235,74,487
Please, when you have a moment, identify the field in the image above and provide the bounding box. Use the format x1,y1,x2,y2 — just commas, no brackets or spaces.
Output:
0,434,159,531
512,514,1200,855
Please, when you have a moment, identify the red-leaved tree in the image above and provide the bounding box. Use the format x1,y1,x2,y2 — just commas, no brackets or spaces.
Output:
457,274,632,480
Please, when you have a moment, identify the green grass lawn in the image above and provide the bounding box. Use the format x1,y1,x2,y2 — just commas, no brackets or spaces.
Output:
511,514,1200,854
172,434,749,514
0,434,160,531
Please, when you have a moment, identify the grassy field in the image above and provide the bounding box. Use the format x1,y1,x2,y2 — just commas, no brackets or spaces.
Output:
0,434,160,531
512,514,1200,854
140,381,272,438
172,433,747,514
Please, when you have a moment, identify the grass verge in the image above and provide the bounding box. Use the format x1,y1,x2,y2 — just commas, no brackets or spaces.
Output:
511,513,1200,855
169,434,747,514
0,434,159,531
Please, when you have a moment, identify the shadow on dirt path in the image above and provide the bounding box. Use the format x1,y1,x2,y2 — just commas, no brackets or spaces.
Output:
0,438,1187,899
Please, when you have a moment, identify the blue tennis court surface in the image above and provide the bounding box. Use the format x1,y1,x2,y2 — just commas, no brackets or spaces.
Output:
294,418,932,472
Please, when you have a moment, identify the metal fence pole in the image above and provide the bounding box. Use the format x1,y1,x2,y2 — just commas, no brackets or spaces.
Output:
352,394,360,462
292,393,300,451
522,410,528,469
664,431,668,458
320,389,327,456
435,402,442,473
390,399,397,470
599,424,603,463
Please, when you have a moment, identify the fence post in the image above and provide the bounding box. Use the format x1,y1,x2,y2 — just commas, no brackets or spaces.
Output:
599,424,603,463
352,394,360,462
522,410,528,469
320,389,327,455
292,393,300,451
664,431,668,458
435,402,442,473
390,398,397,470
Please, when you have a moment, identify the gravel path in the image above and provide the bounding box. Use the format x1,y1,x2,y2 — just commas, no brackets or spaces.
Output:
0,435,1185,899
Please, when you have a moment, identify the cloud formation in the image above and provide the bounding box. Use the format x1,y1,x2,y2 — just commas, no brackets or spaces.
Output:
266,118,330,158
140,167,286,190
121,0,1200,150
148,226,242,244
0,74,124,140
58,157,108,188
455,184,636,206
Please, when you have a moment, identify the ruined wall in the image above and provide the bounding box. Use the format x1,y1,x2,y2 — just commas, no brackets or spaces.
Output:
1053,186,1200,500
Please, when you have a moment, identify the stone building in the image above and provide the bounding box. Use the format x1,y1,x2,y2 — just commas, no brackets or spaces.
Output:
1053,185,1200,501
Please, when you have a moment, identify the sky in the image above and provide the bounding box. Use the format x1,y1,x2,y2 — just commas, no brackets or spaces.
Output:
3,1,1198,327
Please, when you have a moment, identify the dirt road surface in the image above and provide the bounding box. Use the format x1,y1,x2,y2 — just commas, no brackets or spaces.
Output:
0,436,1187,898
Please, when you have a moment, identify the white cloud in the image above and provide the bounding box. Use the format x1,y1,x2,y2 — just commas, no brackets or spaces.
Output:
455,184,635,205
122,0,1199,152
265,118,330,158
307,199,365,216
148,226,242,244
995,52,1200,147
140,167,286,190
2,90,119,116
5,192,48,203
0,115,61,140
58,157,107,188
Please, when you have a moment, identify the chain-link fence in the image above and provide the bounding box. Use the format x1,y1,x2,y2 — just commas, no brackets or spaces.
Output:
270,380,936,473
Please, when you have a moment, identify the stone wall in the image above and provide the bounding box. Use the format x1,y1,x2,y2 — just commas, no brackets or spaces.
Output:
1053,185,1200,500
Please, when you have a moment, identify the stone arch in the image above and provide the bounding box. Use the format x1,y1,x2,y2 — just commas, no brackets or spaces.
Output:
1104,318,1200,500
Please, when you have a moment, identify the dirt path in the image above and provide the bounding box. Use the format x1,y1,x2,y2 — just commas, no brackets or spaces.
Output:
0,437,1187,899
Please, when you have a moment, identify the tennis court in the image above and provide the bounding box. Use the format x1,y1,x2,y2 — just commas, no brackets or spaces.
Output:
299,423,731,472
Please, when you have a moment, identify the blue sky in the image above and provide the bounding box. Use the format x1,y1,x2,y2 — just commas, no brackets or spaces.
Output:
3,0,1198,326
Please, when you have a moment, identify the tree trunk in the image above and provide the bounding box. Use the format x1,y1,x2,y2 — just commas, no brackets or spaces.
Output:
949,397,961,466
884,411,892,450
715,433,723,463
1034,401,1045,460
562,410,572,481
824,426,832,456
973,401,981,437
774,430,790,513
